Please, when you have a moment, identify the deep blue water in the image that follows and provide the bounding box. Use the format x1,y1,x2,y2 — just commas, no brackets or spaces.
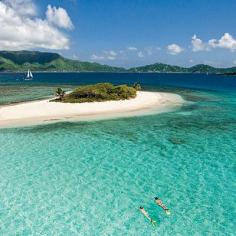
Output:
0,73,235,235
0,72,235,105
1,72,236,90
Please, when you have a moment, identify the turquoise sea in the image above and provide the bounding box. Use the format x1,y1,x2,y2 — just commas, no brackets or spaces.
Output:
0,73,236,235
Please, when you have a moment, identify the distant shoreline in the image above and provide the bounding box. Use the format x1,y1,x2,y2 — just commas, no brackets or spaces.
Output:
0,91,184,128
0,71,225,74
1,51,235,74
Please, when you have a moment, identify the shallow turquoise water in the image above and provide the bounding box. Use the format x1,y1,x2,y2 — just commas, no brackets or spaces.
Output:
0,86,236,235
0,85,73,105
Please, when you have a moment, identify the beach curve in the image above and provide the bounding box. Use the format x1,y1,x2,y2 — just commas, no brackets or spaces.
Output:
0,91,184,128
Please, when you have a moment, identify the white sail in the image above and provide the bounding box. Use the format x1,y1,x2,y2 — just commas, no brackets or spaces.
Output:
29,71,33,78
27,70,30,78
25,69,33,80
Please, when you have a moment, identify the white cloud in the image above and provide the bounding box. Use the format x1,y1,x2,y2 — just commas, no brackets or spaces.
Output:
72,53,79,59
144,46,161,56
209,33,236,51
191,35,208,52
192,33,236,52
91,50,117,61
3,0,36,16
233,60,236,65
46,5,73,30
106,50,117,57
104,50,117,60
167,44,183,55
91,54,104,61
106,56,116,60
137,51,144,58
0,0,72,50
90,45,162,62
127,46,138,51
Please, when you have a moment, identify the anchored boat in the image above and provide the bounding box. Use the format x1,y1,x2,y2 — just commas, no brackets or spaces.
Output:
25,69,33,80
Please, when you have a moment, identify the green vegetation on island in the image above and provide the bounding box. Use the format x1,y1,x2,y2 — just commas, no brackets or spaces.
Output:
1,50,236,74
129,63,236,74
0,51,124,72
129,63,188,73
55,88,66,100
52,83,140,103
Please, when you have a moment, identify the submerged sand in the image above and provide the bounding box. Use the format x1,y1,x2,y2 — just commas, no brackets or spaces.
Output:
0,91,184,128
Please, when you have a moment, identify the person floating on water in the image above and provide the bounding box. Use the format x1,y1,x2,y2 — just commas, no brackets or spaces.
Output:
139,206,156,226
154,197,171,215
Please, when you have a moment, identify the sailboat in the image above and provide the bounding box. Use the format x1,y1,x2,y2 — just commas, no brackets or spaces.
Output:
25,69,33,80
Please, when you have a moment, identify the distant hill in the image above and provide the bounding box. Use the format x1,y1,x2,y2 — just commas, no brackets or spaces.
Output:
130,63,236,74
0,50,236,74
187,64,219,73
0,51,124,72
129,63,188,73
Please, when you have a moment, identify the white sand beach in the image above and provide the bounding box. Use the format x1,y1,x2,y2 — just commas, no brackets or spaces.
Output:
0,91,184,128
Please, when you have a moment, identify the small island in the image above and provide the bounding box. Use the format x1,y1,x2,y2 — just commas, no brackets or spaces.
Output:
52,82,141,103
0,83,184,128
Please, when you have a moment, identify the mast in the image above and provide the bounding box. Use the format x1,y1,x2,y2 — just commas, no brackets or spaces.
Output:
27,69,30,78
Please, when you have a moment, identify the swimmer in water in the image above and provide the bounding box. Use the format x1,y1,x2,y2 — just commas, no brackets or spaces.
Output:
154,197,171,215
139,206,156,225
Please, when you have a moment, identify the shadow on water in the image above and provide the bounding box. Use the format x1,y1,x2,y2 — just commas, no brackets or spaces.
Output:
1,121,92,134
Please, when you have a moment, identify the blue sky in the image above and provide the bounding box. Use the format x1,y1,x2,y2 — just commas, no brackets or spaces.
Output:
1,0,236,67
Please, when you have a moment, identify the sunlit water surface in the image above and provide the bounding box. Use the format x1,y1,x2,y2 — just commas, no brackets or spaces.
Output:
0,73,235,235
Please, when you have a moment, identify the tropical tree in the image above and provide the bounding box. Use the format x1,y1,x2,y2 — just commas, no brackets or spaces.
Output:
55,88,65,100
133,82,141,91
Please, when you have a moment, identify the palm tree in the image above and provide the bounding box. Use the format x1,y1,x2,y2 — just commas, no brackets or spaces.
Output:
133,82,141,91
55,88,65,100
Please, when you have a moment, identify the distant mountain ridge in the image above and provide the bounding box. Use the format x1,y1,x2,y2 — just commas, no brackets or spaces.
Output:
0,51,124,72
0,50,236,74
130,63,236,74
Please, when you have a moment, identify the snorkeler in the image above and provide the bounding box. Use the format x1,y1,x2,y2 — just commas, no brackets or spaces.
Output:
154,197,171,215
139,206,156,225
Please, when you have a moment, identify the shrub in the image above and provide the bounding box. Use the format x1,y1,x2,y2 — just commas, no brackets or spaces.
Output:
133,82,141,91
52,83,137,103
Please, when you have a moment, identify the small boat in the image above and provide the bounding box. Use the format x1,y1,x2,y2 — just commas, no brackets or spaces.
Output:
25,69,33,80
